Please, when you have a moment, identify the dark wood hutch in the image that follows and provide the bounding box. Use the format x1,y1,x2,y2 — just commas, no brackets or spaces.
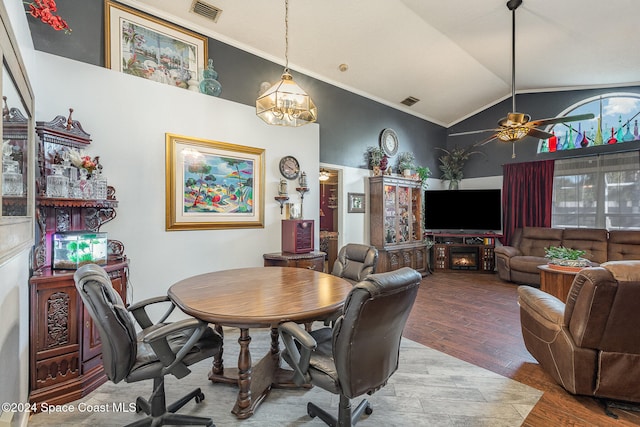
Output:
369,175,428,276
28,110,128,407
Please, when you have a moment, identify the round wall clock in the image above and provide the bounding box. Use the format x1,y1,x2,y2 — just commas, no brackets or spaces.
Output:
380,128,399,157
279,155,300,180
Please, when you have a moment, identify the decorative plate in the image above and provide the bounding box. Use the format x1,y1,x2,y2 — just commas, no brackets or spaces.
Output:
279,155,300,180
379,128,399,157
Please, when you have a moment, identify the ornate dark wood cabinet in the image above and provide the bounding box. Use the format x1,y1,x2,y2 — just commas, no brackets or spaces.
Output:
28,111,128,407
369,175,428,276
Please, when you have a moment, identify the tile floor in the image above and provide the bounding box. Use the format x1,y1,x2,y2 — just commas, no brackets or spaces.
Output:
27,327,542,426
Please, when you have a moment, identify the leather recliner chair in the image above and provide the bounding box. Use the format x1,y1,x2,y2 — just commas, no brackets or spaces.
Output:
331,243,379,285
74,264,223,427
278,267,421,426
517,260,640,410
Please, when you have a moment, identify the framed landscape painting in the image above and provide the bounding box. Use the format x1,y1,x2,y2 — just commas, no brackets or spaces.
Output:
165,134,265,230
104,0,207,90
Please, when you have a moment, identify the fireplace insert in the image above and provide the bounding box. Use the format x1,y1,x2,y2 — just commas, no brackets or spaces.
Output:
449,246,479,270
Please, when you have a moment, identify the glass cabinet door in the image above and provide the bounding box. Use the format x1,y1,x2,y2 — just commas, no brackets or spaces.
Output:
383,184,396,243
411,187,422,241
2,73,30,216
0,3,35,264
397,185,410,243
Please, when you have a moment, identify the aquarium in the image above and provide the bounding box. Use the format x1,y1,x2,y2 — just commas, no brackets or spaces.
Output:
52,231,107,270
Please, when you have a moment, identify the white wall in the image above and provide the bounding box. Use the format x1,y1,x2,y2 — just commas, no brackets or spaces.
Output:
34,52,320,302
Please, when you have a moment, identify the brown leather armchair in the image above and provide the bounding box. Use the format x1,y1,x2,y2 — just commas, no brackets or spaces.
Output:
331,243,379,285
518,260,640,410
74,264,223,427
278,267,421,426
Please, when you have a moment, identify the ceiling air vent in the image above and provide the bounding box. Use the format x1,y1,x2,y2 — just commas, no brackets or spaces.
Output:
190,0,222,23
401,96,420,107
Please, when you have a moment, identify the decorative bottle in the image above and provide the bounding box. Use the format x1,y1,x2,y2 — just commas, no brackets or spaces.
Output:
92,167,108,200
78,168,94,199
46,164,69,198
615,115,624,142
199,59,222,97
594,117,604,145
634,119,639,140
623,123,634,142
2,161,23,196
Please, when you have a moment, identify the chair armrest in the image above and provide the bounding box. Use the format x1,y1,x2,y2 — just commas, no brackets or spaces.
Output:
494,245,522,258
142,318,209,378
517,285,565,325
128,295,176,328
278,321,317,386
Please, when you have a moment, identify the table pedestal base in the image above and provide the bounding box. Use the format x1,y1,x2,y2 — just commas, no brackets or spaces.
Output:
208,326,309,419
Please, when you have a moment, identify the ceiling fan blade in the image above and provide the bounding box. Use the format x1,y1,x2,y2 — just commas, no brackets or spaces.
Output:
526,128,554,140
449,128,498,137
528,113,595,127
477,134,499,146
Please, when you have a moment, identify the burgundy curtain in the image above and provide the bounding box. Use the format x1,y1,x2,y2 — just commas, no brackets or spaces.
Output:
502,159,555,246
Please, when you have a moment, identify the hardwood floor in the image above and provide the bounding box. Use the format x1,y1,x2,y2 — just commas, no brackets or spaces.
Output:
405,271,640,427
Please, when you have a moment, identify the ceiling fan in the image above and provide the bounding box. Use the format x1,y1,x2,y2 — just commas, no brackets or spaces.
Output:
449,0,594,157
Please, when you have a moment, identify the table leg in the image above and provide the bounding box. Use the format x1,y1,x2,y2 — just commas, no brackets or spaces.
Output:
211,324,224,376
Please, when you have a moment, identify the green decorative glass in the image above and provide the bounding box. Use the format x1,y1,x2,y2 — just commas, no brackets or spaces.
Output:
199,59,222,97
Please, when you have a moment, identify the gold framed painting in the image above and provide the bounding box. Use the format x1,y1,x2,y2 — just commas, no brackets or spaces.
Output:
105,0,207,90
166,134,265,230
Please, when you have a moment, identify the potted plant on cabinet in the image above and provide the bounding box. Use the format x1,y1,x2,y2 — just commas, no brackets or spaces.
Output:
367,146,385,176
416,165,431,189
437,145,483,190
396,152,416,177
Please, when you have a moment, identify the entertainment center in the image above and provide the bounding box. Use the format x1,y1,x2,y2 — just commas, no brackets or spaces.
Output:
427,232,499,273
424,188,502,273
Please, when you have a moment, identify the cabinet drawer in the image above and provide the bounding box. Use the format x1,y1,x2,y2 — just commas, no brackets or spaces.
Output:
296,258,324,271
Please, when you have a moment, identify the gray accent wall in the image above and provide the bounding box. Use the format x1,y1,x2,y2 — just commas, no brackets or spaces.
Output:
29,0,639,179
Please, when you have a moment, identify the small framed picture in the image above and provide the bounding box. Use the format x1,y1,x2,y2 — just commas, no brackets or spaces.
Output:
348,192,366,213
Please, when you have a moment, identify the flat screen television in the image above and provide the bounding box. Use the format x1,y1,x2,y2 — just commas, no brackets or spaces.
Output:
424,189,502,232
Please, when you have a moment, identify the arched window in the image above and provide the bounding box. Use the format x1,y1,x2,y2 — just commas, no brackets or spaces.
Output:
537,93,640,153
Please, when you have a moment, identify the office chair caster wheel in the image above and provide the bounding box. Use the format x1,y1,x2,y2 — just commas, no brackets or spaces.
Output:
195,391,205,403
135,397,147,414
365,405,373,415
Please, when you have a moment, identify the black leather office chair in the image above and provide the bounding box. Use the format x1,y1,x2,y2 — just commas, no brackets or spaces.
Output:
279,267,421,426
331,243,379,285
74,264,223,427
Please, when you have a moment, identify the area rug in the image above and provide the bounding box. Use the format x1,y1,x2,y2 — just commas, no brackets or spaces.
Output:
28,327,542,426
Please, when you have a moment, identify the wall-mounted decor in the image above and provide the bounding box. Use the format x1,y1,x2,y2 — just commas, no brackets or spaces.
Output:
348,192,366,213
105,0,207,90
165,133,265,230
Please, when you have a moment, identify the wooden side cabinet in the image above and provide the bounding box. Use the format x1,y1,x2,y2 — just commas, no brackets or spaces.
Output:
282,219,315,253
29,260,128,406
263,251,326,272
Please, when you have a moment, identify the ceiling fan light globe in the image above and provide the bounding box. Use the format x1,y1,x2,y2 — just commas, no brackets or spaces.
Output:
497,126,529,142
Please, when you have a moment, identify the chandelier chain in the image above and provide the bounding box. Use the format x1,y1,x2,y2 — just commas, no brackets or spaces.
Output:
284,0,289,72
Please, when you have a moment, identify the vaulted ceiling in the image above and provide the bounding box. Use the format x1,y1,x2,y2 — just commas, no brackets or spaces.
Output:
128,0,640,127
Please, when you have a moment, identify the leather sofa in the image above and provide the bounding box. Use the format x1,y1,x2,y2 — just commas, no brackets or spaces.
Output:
517,261,640,405
495,227,640,286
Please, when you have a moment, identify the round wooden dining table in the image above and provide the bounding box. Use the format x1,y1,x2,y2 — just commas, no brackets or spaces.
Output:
168,266,352,419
